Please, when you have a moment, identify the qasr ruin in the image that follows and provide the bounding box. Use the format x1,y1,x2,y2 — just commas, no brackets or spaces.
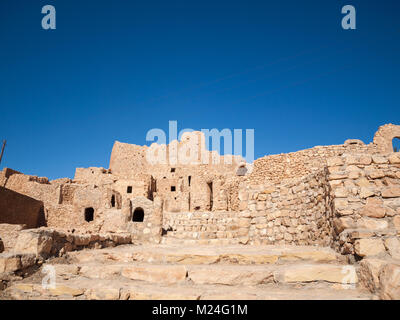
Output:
1,124,400,300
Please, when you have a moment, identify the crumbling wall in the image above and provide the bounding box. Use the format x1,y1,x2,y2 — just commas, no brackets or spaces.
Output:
74,167,115,185
373,123,400,154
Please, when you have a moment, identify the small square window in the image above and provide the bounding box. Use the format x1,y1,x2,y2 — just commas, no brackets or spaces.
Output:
127,186,132,194
171,186,176,192
171,168,176,173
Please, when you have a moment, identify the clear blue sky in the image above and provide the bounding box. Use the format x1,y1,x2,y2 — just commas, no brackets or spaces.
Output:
0,0,399,180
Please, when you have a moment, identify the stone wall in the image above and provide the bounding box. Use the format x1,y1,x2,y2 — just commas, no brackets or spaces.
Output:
162,211,248,243
326,152,400,259
13,228,133,258
0,187,45,228
241,169,334,246
249,141,376,186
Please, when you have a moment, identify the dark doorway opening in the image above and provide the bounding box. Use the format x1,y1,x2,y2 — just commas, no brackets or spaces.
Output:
171,186,176,192
132,207,144,222
393,138,400,153
84,207,94,222
111,195,115,207
127,186,132,194
207,182,213,211
188,176,191,187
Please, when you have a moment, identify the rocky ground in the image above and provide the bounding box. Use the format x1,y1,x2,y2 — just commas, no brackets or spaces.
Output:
0,243,375,300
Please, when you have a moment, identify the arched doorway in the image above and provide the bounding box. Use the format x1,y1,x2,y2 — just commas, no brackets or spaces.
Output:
132,207,144,222
393,137,400,153
111,195,116,207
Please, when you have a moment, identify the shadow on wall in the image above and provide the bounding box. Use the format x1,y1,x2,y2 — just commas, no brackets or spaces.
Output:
0,186,47,228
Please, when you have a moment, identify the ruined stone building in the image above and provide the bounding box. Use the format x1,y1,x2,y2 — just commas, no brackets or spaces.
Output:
0,124,400,300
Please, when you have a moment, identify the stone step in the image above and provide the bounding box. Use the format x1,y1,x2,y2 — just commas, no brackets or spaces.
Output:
3,277,373,300
160,237,246,245
67,244,344,265
162,230,245,240
49,262,359,286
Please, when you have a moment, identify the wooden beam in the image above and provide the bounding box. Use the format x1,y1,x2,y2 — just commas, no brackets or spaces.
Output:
0,140,6,164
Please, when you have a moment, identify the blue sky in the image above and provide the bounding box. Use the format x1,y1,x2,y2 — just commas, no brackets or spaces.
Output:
0,0,399,179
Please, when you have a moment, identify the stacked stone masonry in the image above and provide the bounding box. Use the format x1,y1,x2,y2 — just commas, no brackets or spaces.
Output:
0,123,400,299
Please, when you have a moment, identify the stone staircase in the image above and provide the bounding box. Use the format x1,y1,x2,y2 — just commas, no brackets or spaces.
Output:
1,244,375,300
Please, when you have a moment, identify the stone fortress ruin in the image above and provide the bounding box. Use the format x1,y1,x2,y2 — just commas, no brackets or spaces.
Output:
1,124,400,300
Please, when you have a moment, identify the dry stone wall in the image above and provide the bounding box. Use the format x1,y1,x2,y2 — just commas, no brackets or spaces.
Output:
241,170,333,246
249,141,376,186
327,152,400,259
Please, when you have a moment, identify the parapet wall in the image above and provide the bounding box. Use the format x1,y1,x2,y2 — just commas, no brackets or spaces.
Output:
249,141,376,185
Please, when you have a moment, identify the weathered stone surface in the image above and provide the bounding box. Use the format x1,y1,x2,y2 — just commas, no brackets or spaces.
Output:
359,258,387,292
394,216,400,232
275,264,358,284
372,155,388,164
360,187,376,199
0,253,21,273
333,217,355,234
357,218,388,231
187,266,274,285
121,265,187,284
86,288,120,300
79,265,122,279
366,169,385,179
379,264,400,300
382,186,400,198
354,239,386,257
360,198,385,218
14,229,53,256
388,153,400,164
334,188,348,198
327,157,343,167
384,237,400,259
49,285,84,297
12,283,34,293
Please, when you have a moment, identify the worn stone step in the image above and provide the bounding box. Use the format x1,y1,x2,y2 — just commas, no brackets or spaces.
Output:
49,261,358,286
67,244,343,265
160,236,247,245
3,277,373,300
162,226,247,239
